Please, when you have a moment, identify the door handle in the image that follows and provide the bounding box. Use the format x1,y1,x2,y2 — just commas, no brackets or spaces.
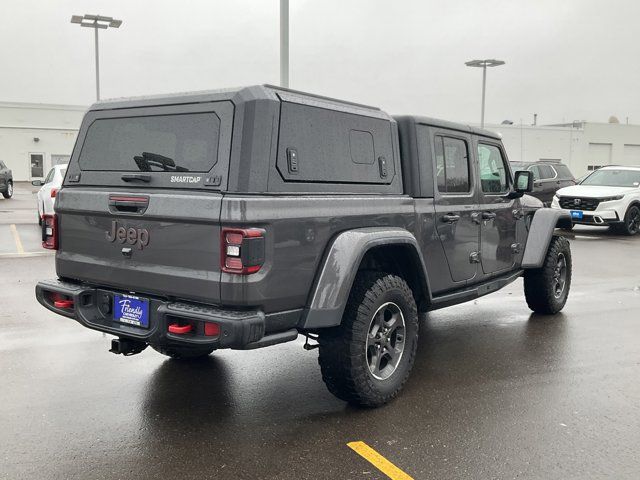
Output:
441,213,461,223
481,212,497,220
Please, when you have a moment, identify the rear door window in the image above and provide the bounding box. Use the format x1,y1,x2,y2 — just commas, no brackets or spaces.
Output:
78,113,220,173
435,136,470,193
537,164,556,179
553,164,574,179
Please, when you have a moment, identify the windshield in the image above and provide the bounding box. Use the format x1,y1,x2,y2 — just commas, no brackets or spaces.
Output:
581,169,640,187
78,113,220,172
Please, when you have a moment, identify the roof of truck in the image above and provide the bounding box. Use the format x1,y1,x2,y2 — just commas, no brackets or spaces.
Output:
87,86,500,140
87,84,382,113
394,115,502,140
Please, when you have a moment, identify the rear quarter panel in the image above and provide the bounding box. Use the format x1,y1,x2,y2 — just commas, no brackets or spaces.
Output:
219,195,417,313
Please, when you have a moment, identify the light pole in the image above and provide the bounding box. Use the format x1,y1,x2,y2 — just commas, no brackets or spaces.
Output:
280,0,289,88
71,14,123,101
465,59,505,128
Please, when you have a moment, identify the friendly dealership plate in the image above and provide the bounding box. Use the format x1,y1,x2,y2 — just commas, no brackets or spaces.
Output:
113,294,149,328
570,210,584,220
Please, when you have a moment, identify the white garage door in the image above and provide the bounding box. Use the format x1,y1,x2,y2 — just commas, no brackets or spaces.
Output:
623,144,640,165
51,154,70,167
587,143,612,170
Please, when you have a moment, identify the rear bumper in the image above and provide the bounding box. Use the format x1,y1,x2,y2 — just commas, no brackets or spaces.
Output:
35,278,273,349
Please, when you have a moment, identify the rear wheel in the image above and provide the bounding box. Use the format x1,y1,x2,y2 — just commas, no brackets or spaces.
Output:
524,235,571,314
151,344,215,359
317,271,419,407
614,205,640,235
2,181,12,199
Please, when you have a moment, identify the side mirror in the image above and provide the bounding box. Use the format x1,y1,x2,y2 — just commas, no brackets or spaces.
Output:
514,170,533,193
31,180,43,186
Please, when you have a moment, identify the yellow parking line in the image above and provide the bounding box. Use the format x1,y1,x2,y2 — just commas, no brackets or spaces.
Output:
9,224,25,254
347,441,413,480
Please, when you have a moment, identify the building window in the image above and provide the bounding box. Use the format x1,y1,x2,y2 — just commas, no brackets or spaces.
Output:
30,153,44,178
587,165,603,171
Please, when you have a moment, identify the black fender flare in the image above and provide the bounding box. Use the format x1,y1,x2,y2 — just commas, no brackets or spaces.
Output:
300,227,429,329
521,208,572,269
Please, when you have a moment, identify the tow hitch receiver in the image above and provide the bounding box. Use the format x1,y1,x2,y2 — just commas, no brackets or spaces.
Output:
109,338,147,356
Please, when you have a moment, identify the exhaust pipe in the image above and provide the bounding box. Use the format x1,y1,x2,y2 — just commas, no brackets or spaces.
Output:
109,338,147,356
593,216,605,224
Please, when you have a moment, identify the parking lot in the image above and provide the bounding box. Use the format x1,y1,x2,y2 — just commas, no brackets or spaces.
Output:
0,183,50,258
1,186,640,479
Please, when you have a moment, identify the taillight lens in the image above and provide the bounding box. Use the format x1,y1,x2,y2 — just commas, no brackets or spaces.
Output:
221,228,265,274
42,214,58,250
51,188,58,198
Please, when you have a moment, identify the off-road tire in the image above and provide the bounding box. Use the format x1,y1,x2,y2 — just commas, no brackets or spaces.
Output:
317,271,419,407
612,205,640,236
524,235,571,314
151,344,215,359
2,181,12,199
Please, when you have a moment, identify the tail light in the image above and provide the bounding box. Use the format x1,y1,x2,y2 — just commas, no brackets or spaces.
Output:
51,188,58,198
42,214,58,250
221,228,265,274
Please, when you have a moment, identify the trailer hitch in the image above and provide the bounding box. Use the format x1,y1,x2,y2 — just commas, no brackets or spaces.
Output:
109,338,148,356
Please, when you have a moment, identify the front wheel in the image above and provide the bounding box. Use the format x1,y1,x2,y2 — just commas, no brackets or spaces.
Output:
524,235,572,314
614,205,640,236
2,181,12,199
318,272,419,407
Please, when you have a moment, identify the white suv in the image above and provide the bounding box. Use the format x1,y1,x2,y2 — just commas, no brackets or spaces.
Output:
551,166,640,235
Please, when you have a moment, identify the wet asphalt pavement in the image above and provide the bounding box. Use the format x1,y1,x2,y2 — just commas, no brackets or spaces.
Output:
1,187,640,479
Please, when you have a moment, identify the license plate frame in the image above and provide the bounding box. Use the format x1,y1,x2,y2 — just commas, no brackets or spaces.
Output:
113,294,150,328
570,210,583,220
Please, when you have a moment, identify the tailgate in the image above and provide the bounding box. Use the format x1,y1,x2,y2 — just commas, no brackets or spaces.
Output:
55,188,223,304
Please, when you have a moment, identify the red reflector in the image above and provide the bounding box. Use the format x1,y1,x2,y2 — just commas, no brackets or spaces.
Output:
54,299,74,309
204,323,220,336
108,195,149,203
51,188,58,198
168,323,192,334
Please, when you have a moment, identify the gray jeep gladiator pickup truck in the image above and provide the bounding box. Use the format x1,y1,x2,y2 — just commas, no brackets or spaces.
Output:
36,85,572,407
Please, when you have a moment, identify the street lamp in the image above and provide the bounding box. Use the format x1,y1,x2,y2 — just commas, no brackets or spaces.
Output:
280,0,289,88
465,59,505,128
71,14,123,101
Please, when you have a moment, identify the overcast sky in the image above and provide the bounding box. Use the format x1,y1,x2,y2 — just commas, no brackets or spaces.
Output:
2,0,639,125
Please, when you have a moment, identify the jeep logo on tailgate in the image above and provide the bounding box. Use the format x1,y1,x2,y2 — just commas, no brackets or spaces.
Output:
106,220,150,250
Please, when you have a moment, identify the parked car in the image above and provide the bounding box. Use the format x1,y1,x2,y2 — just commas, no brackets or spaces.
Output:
32,164,67,225
552,165,640,235
0,160,13,199
510,160,575,206
35,85,572,407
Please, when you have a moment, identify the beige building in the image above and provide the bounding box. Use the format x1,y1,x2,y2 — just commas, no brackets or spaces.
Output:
486,121,640,177
0,102,85,181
